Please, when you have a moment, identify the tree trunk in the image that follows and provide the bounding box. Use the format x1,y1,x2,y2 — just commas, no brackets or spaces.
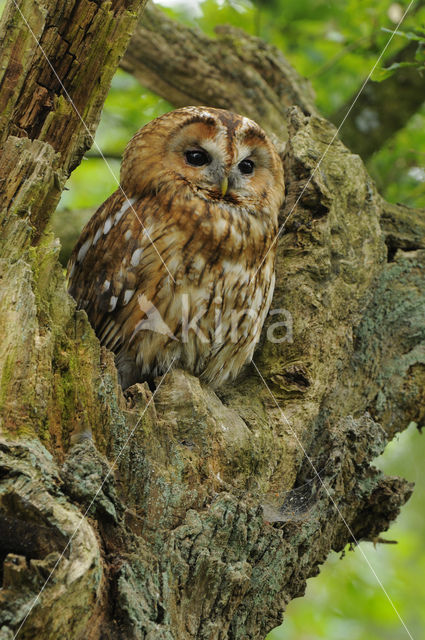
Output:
0,3,423,640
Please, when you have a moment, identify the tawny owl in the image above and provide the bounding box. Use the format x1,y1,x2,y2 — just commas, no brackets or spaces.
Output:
67,106,284,389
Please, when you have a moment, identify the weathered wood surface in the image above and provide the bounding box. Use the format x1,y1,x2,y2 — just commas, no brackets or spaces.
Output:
0,1,146,637
0,2,423,639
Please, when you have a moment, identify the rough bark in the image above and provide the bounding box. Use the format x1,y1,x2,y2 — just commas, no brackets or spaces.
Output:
120,2,318,141
381,200,425,254
0,3,423,640
0,0,146,637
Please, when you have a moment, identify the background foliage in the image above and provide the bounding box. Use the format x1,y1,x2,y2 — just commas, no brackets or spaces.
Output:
57,0,425,229
51,0,425,638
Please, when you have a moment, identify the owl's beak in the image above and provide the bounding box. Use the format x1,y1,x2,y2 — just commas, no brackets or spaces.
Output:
220,176,228,197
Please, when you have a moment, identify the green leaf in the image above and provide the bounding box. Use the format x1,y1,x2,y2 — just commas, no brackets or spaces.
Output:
381,27,425,42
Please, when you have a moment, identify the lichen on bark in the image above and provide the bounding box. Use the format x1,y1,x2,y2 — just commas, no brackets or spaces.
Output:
0,1,423,639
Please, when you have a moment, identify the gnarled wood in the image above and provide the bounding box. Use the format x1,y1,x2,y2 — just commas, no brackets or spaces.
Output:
0,2,423,639
0,0,145,238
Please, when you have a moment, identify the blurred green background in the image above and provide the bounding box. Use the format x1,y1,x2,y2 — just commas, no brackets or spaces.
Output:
52,0,425,637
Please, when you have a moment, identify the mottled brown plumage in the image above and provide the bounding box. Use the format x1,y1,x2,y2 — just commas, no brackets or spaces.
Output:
67,107,284,388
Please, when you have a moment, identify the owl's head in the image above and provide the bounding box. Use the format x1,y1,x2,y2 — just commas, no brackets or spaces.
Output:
121,106,284,217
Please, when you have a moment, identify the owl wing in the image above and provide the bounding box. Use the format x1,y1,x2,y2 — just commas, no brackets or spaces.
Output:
67,189,172,352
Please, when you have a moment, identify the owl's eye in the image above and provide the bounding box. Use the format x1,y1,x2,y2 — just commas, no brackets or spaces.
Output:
238,158,255,175
185,149,211,167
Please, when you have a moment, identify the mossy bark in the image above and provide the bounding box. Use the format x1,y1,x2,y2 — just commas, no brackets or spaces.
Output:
0,2,423,640
0,1,146,638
